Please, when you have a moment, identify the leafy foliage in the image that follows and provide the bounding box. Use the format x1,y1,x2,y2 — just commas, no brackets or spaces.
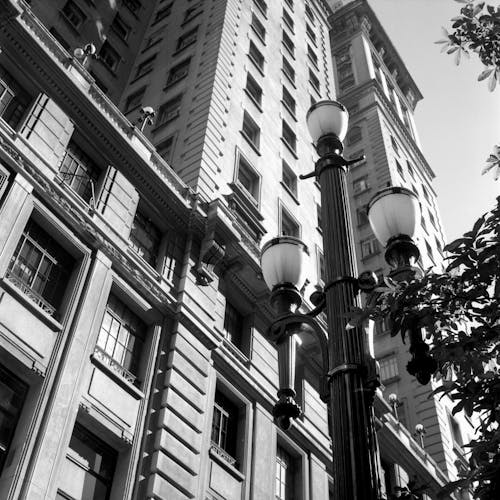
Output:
435,1,500,180
357,197,500,499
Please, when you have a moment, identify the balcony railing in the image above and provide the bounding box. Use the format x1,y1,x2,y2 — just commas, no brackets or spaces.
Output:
5,271,56,316
93,345,136,385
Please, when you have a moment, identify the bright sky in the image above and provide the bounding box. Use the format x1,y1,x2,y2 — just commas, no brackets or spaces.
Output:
368,0,500,242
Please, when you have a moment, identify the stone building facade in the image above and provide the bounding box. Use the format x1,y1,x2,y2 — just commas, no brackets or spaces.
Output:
0,0,467,499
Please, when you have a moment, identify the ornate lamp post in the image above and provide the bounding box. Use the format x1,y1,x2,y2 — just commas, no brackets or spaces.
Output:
261,101,381,499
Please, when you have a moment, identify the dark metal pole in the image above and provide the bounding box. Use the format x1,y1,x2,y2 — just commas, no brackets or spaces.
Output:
316,138,381,499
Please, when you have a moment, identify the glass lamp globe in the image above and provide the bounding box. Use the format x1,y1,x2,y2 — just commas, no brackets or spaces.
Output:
260,236,309,291
306,100,349,143
367,187,420,247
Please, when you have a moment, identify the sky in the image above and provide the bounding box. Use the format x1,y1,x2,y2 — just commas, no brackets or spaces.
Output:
368,0,500,242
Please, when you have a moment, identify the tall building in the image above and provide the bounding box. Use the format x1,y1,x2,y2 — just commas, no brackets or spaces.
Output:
328,0,473,486
0,0,466,499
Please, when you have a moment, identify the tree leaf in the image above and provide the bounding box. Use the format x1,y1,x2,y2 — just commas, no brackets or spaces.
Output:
478,68,494,81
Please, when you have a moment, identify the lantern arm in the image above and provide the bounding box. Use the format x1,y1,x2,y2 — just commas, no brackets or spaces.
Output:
268,313,330,402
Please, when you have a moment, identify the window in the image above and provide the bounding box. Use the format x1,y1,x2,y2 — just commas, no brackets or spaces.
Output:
421,215,428,233
61,1,86,29
95,294,146,382
7,220,74,317
379,355,398,382
281,207,300,237
99,42,120,72
123,0,141,15
425,241,435,262
58,423,117,500
305,4,315,24
135,55,156,79
153,3,172,23
346,126,362,145
129,209,161,266
360,237,379,258
282,161,297,197
428,211,437,229
407,160,415,179
251,13,266,41
282,86,295,116
124,87,145,112
156,135,176,162
307,45,318,67
111,14,130,41
356,205,369,226
449,415,463,447
306,23,316,44
59,141,100,203
0,65,31,130
237,154,260,202
166,58,190,86
309,69,320,93
282,121,296,153
211,391,238,465
0,365,28,474
396,160,404,179
176,27,198,51
184,4,202,23
282,31,295,57
282,9,294,32
282,57,295,84
353,176,369,194
253,0,267,16
223,301,243,346
143,29,163,50
157,94,182,126
241,111,260,150
318,250,325,283
316,203,322,231
248,41,265,72
284,0,294,10
391,136,399,155
245,74,262,107
276,446,295,500
422,185,431,202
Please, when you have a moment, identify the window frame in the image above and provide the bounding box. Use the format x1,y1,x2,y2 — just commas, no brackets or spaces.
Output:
280,204,300,238
248,41,265,73
241,111,261,151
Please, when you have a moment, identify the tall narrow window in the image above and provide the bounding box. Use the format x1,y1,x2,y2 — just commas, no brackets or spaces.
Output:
58,423,117,500
223,300,243,346
95,294,146,383
156,135,176,162
245,74,263,107
59,141,100,203
379,355,399,382
282,57,295,84
282,121,297,153
237,155,260,202
211,391,238,465
248,41,265,72
153,3,172,23
0,365,28,474
282,86,296,116
242,112,260,150
166,58,190,85
99,42,120,72
309,69,320,93
281,207,300,237
276,446,294,500
176,27,198,51
157,94,182,125
282,161,297,197
61,1,86,29
111,14,131,41
251,13,266,41
0,65,31,130
253,0,267,16
282,31,295,57
360,237,379,258
282,10,294,32
129,209,161,266
7,220,74,317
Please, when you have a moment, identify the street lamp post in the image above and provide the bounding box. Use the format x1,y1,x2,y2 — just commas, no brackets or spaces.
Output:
260,101,438,499
261,101,382,499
